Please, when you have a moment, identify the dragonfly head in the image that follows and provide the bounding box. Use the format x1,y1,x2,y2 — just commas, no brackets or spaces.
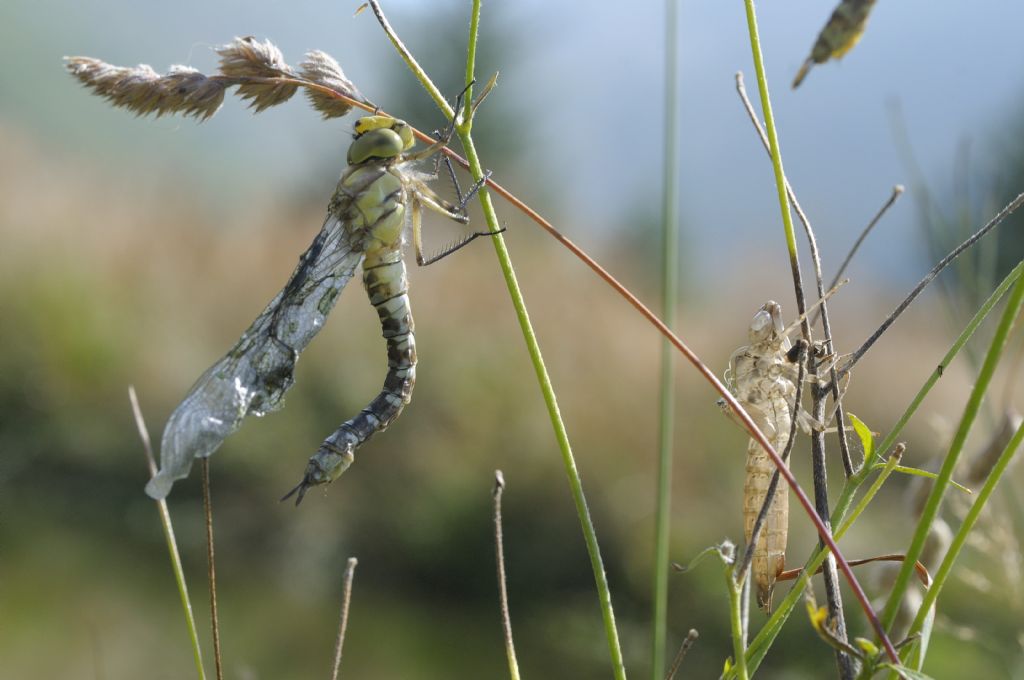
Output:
348,115,416,164
748,301,785,345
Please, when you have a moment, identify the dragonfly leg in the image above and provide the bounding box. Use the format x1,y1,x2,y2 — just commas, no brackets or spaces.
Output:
411,170,501,267
401,80,476,163
416,225,507,266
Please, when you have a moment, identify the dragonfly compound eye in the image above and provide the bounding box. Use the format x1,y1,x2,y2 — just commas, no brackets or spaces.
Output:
748,309,774,344
347,127,406,164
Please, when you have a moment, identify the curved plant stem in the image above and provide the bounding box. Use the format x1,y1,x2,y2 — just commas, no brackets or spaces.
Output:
652,0,681,677
367,1,628,676
458,6,627,676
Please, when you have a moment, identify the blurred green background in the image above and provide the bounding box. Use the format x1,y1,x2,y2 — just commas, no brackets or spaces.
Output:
2,1,1024,678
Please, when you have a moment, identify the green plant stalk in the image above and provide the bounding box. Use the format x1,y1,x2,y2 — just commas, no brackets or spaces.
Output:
727,566,750,680
369,1,627,674
880,271,1024,634
742,1,798,261
742,0,893,669
156,498,207,680
461,4,626,676
651,0,680,677
906,416,1024,668
736,261,1024,676
457,65,630,680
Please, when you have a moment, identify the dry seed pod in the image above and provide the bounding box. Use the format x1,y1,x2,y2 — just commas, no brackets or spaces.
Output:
67,38,365,123
299,50,364,119
65,57,228,120
216,37,298,112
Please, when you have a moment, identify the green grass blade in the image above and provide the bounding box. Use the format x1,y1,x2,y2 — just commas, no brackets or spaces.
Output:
651,0,681,677
880,271,1024,633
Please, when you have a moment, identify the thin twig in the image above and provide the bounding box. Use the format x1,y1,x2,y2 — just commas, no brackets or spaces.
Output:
809,356,852,678
828,185,905,295
839,191,1024,379
664,629,699,680
330,557,359,680
129,387,157,475
200,459,224,680
128,386,207,680
493,471,521,680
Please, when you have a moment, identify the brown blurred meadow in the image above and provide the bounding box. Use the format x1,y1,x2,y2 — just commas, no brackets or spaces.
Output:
3,2,1024,678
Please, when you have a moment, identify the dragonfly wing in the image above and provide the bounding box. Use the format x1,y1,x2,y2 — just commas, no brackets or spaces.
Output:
146,212,366,499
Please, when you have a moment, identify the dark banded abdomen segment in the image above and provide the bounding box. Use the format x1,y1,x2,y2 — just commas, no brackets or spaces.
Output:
304,248,416,487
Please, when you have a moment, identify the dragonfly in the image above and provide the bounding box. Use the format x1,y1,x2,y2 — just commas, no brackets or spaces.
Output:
145,99,491,504
724,301,805,611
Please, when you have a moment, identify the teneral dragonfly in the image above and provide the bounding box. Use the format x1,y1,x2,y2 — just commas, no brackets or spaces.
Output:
145,113,485,503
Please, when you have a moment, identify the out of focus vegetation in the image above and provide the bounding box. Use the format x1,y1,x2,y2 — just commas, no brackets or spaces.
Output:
2,3,1024,679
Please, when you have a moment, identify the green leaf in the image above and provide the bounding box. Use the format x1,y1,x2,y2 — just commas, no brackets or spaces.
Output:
848,412,874,460
853,637,878,656
890,465,973,494
880,662,937,680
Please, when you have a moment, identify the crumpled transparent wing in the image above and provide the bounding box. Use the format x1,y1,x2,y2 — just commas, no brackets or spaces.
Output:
146,211,365,499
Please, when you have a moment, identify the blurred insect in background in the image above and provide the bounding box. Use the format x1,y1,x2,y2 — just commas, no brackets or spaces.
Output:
792,0,878,89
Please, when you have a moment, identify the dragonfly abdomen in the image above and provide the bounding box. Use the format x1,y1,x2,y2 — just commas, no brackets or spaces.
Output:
298,244,416,495
727,302,801,612
743,394,792,611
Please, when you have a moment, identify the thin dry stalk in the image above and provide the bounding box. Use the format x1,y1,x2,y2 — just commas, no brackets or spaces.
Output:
827,184,905,295
330,557,359,680
664,629,699,680
493,471,521,680
200,459,224,680
839,191,1024,379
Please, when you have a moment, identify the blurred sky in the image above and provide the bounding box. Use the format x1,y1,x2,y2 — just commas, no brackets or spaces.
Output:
4,0,1024,288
